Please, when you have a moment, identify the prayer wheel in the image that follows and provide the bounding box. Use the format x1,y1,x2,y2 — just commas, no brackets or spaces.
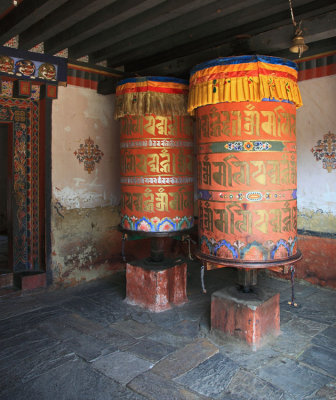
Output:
188,55,303,269
115,77,194,234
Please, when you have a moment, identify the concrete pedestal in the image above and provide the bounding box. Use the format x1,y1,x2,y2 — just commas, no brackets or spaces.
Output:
126,260,188,312
211,286,280,349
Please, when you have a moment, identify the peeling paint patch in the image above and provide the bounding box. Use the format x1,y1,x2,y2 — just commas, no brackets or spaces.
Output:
298,207,336,234
51,204,124,286
53,186,119,209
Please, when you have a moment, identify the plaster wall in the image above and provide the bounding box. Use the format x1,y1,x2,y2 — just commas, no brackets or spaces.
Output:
297,74,336,233
51,85,123,286
280,74,336,289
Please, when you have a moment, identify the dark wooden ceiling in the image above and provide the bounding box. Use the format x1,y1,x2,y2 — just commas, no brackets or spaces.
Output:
1,0,336,93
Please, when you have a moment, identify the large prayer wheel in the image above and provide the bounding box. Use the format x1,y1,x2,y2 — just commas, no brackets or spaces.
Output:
188,55,303,269
115,77,194,234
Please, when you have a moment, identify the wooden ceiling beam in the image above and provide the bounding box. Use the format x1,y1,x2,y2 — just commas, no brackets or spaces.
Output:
97,0,304,66
45,0,166,56
0,0,68,45
91,0,274,63
0,1,14,19
19,0,117,51
116,0,336,70
68,0,218,60
132,10,336,77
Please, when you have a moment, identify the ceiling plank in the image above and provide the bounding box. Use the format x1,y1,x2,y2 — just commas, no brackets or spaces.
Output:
132,11,336,78
120,0,336,71
95,0,303,64
45,0,167,56
0,0,68,45
19,0,117,50
68,0,218,60
0,1,13,19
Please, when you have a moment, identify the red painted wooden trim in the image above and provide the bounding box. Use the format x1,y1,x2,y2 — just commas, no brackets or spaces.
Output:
38,99,46,271
67,76,98,90
298,63,336,81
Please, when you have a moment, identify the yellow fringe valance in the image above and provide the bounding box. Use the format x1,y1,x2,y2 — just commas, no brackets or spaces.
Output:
188,55,303,114
114,91,189,119
114,77,190,119
188,75,303,114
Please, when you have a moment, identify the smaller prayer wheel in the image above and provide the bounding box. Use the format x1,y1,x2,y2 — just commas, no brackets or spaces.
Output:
188,55,303,271
115,76,194,234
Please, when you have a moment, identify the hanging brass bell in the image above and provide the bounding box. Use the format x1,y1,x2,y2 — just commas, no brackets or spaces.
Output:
289,34,308,58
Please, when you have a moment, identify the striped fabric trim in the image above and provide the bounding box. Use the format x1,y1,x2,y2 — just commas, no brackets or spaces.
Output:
116,77,189,95
297,52,336,81
67,63,121,90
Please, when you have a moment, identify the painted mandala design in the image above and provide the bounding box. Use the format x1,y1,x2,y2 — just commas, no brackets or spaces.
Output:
311,131,336,173
74,137,104,174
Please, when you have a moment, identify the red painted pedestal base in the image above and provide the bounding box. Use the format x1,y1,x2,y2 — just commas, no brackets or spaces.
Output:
14,272,47,291
211,286,280,350
126,262,188,312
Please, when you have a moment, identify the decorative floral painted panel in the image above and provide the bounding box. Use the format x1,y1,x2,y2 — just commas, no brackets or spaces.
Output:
74,137,104,174
311,132,336,173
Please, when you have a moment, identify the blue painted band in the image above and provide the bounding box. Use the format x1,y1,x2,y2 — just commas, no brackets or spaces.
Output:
190,55,298,76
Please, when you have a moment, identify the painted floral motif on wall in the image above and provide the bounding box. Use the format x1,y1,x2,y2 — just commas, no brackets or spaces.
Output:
311,131,336,173
74,137,104,174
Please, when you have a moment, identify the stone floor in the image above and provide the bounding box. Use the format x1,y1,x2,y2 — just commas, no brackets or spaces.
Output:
0,261,335,400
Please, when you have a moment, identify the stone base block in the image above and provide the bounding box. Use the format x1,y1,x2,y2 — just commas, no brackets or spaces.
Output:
211,286,280,349
14,271,47,291
126,261,188,312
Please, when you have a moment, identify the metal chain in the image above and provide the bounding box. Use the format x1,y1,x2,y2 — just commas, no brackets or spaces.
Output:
288,0,297,27
121,234,127,262
201,265,207,294
288,265,298,307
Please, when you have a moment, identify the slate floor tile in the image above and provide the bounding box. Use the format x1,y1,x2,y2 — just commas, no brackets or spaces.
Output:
0,342,77,392
128,309,153,324
283,316,329,338
168,319,200,338
110,319,158,339
152,338,218,379
61,296,124,325
256,357,331,398
175,353,240,399
269,323,312,357
311,381,336,400
39,317,117,362
128,371,207,400
92,351,153,385
0,305,70,340
149,308,184,328
312,325,336,350
219,342,280,371
62,313,137,349
0,358,147,400
280,309,295,324
299,345,336,377
0,329,56,361
226,369,293,400
126,338,176,362
283,297,336,325
148,328,194,348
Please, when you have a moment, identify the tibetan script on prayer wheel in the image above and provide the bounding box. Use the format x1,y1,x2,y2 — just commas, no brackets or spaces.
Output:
115,77,194,233
188,55,303,268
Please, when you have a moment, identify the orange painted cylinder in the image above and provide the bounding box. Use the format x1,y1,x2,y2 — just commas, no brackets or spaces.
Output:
188,55,303,267
115,77,194,233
